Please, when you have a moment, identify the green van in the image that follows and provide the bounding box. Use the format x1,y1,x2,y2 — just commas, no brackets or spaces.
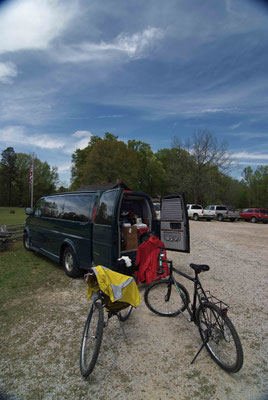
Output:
24,189,190,277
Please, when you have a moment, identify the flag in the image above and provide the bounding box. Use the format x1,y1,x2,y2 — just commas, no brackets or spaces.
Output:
29,163,33,184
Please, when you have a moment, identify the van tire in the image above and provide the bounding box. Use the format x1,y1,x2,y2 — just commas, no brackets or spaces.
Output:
193,214,199,221
217,214,224,222
62,246,83,278
23,232,31,251
251,216,256,223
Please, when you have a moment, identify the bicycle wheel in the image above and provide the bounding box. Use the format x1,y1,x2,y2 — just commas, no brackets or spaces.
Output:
80,301,104,377
144,279,190,317
197,302,243,373
118,306,133,322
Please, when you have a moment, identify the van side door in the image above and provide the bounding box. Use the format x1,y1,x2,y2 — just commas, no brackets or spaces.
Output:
93,188,124,267
160,193,190,252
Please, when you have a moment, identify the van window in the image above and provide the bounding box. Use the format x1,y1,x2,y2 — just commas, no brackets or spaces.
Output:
192,205,202,209
95,191,118,225
63,195,93,222
34,198,44,216
43,197,59,218
43,195,93,222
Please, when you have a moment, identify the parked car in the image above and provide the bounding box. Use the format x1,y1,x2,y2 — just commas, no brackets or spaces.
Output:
204,205,238,221
239,208,268,223
153,202,161,219
24,190,190,278
187,204,213,221
225,207,240,222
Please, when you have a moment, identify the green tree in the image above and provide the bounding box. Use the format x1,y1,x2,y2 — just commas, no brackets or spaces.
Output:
0,147,18,206
156,147,194,199
127,140,166,196
71,134,139,189
182,131,231,203
242,165,268,207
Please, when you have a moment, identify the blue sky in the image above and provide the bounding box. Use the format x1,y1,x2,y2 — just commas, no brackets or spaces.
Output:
0,0,268,186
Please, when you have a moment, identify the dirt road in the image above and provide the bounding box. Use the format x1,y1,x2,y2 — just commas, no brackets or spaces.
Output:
1,221,267,399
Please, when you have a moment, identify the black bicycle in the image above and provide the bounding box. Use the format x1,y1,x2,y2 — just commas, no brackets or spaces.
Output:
144,249,244,373
80,270,134,377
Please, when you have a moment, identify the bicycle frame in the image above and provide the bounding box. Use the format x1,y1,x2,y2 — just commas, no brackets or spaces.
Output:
167,260,209,324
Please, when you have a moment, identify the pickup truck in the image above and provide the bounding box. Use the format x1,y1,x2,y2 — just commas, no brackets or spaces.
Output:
187,204,213,221
204,205,239,221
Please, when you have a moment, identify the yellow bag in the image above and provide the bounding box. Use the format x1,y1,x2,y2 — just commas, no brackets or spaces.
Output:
87,265,140,308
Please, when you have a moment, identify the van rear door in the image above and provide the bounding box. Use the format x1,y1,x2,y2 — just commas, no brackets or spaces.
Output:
92,188,124,267
160,193,190,252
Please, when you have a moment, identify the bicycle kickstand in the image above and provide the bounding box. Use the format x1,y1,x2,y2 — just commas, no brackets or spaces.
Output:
191,337,209,365
117,315,127,339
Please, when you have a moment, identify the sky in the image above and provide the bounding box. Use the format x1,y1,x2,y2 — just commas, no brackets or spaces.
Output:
0,0,268,186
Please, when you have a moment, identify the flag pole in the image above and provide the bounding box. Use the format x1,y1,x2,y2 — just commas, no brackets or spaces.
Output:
30,158,34,208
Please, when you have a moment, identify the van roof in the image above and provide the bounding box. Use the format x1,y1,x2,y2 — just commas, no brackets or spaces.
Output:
78,181,130,191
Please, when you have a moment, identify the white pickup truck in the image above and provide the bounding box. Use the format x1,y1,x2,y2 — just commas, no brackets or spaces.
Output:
187,204,213,221
204,205,239,222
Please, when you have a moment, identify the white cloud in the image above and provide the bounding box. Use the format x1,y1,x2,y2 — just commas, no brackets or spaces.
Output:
231,122,242,130
0,0,78,54
63,130,92,154
231,152,268,160
0,61,18,83
0,126,94,154
57,162,71,172
0,126,64,149
53,27,164,63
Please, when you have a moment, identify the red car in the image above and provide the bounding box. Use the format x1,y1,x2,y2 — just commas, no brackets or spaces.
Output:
240,208,268,223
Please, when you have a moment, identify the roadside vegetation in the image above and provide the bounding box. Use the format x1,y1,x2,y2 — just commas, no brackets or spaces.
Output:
1,131,267,209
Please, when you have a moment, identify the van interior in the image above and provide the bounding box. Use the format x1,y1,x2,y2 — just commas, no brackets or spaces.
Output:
119,193,153,258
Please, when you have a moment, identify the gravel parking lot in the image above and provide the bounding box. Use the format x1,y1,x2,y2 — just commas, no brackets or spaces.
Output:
1,220,268,400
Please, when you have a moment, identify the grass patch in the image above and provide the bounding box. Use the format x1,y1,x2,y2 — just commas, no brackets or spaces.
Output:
0,241,67,327
0,207,27,225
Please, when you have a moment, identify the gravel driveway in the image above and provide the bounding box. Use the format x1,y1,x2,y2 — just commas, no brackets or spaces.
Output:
1,221,267,400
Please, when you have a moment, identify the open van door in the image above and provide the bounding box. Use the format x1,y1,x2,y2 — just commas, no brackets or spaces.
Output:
160,193,190,252
92,188,124,267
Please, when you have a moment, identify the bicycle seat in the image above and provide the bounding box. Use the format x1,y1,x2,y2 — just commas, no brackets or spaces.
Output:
190,263,210,274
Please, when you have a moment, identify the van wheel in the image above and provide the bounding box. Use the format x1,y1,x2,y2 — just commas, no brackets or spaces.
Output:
251,216,256,223
23,232,31,251
62,247,82,278
217,214,224,222
193,214,199,221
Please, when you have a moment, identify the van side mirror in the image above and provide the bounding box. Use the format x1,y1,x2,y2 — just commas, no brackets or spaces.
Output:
25,207,34,215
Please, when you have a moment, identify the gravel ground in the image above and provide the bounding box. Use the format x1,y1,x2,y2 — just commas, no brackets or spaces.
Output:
1,220,268,400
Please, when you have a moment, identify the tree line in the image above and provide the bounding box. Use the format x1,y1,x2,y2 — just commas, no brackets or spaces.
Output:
1,131,267,208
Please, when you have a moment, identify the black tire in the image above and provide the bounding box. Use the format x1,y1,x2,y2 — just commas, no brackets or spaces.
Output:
197,302,243,373
193,214,199,221
80,302,104,377
217,214,224,222
23,232,31,251
118,306,133,322
62,246,82,278
251,216,256,223
144,279,190,317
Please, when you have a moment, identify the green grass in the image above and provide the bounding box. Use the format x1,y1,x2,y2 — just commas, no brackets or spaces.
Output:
0,241,67,327
0,207,27,225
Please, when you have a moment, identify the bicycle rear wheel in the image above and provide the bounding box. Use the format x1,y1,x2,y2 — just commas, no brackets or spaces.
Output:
197,302,243,373
80,301,104,377
144,279,190,317
118,306,133,322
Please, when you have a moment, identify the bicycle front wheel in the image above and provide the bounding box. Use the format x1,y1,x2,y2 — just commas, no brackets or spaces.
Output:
197,302,243,373
118,306,133,322
80,301,104,377
144,279,190,317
